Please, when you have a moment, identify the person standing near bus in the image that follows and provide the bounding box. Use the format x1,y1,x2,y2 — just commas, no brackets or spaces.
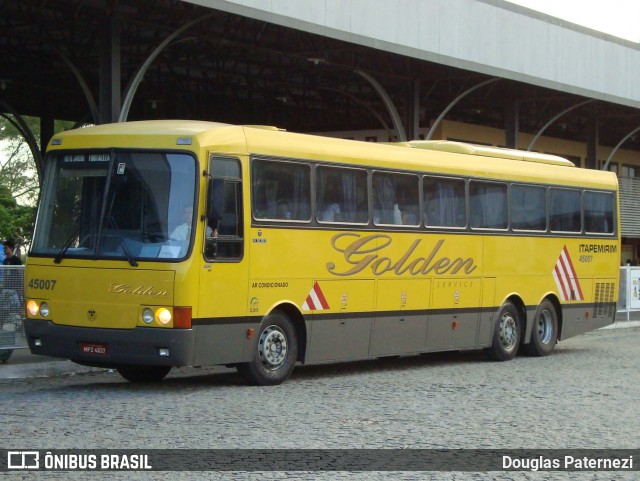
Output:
3,240,21,266
2,240,22,313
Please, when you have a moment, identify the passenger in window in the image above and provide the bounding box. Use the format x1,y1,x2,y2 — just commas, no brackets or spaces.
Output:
169,206,194,257
401,207,418,225
170,207,192,241
319,184,341,222
393,203,402,224
320,202,340,222
396,192,418,225
206,220,217,238
277,200,292,220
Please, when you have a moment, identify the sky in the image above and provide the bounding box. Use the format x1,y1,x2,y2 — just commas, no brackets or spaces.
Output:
506,0,640,42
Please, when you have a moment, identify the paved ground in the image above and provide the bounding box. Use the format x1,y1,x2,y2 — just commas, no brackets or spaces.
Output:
1,324,639,480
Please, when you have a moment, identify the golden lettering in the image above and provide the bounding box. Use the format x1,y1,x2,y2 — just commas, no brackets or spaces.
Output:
109,283,169,297
432,257,451,274
327,233,477,277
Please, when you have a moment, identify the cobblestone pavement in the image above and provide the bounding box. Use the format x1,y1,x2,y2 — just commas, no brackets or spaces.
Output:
2,327,639,481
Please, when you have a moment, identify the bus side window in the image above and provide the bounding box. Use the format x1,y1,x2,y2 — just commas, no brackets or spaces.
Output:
469,180,507,229
511,184,546,231
550,187,581,233
206,157,243,261
584,191,614,234
373,171,419,226
423,176,466,228
316,166,368,224
251,159,311,221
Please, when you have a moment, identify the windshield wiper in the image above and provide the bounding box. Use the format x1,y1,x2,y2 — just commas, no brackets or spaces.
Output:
119,236,138,267
106,216,138,267
54,228,80,264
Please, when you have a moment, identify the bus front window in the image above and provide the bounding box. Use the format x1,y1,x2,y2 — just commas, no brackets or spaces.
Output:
32,151,197,262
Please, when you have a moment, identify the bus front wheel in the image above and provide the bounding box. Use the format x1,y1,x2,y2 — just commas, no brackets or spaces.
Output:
523,299,558,356
237,310,298,386
117,365,171,383
486,301,521,361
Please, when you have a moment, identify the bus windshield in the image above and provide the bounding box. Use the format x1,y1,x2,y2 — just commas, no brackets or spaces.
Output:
31,151,197,262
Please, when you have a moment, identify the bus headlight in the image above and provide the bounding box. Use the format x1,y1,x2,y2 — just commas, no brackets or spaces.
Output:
142,308,155,324
39,302,50,317
156,308,172,325
27,300,39,317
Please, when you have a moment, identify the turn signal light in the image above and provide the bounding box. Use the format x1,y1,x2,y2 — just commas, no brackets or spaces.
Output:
27,300,39,317
156,308,172,325
173,307,192,329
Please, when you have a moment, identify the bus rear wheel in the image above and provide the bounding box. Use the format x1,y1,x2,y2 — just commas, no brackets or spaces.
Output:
486,301,521,361
523,299,558,356
237,310,298,386
117,365,171,383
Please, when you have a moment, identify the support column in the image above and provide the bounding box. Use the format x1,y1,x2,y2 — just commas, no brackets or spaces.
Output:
504,95,519,149
40,109,54,158
99,14,121,124
404,80,420,141
586,113,599,169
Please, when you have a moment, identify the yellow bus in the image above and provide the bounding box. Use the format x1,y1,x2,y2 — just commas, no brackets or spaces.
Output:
24,120,620,385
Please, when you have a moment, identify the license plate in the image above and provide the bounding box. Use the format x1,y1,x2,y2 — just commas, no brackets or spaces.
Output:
80,342,108,356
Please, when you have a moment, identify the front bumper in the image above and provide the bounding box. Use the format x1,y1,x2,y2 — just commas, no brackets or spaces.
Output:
24,319,196,367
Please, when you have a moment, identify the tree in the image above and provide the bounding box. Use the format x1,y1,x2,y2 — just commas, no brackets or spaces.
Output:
0,115,75,250
0,132,40,204
0,184,35,250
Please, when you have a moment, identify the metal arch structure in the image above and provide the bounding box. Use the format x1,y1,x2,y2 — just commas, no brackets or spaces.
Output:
119,13,214,123
52,46,100,126
602,125,640,171
526,99,595,151
426,78,500,141
318,87,394,140
355,69,407,142
0,102,43,182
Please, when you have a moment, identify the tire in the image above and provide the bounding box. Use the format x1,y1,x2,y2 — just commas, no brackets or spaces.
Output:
486,301,521,361
523,299,558,356
117,365,171,383
0,350,13,363
237,310,298,386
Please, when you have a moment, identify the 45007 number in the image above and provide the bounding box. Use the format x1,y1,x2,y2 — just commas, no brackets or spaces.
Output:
29,278,57,290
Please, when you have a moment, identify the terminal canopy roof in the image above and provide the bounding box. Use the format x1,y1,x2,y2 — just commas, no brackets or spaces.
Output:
2,0,640,152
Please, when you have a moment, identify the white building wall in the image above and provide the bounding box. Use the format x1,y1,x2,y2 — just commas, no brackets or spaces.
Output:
183,0,640,108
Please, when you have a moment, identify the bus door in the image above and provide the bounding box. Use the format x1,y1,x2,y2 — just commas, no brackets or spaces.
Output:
196,156,250,365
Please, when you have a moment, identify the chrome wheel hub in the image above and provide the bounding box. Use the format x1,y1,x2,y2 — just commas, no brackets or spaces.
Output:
537,310,554,344
258,325,288,369
499,313,518,351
